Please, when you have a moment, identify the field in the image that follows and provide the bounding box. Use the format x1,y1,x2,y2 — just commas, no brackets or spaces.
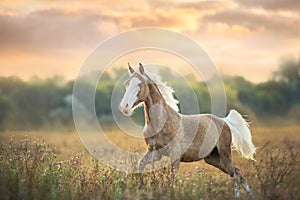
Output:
0,126,299,200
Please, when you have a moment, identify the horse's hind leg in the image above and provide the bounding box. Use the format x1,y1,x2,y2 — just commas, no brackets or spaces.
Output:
218,148,241,198
205,147,242,198
204,124,254,198
205,147,254,197
234,167,254,198
218,146,254,198
214,124,254,198
204,147,228,174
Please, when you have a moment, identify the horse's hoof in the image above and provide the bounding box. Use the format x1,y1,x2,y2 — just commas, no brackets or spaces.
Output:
234,181,240,198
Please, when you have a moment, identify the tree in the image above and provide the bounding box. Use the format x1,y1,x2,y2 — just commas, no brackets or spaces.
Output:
0,95,12,130
273,56,300,83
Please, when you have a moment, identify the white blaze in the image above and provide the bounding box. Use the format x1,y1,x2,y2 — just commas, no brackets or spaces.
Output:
120,77,141,115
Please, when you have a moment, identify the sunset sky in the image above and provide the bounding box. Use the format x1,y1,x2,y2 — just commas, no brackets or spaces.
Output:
0,0,299,82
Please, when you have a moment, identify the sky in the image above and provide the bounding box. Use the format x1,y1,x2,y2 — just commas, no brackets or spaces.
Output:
0,0,299,82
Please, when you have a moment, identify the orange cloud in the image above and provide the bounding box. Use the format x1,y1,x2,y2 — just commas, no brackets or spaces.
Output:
0,0,298,82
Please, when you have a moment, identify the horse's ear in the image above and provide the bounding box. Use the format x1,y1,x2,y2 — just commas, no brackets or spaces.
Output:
128,63,135,74
139,63,145,74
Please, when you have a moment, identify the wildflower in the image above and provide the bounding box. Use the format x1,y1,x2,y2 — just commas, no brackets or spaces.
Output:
195,166,201,174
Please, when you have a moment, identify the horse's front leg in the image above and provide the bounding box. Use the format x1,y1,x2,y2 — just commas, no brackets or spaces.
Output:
167,142,181,172
138,150,162,173
170,158,180,172
164,146,181,187
138,151,152,173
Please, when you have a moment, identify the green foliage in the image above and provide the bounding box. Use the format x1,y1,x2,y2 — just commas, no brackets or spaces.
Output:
237,57,300,118
0,76,72,130
0,95,12,130
0,57,299,130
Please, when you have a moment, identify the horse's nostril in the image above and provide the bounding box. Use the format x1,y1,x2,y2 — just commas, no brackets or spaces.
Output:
125,103,129,108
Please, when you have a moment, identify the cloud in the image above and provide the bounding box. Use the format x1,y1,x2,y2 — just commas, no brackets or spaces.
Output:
0,9,118,52
233,0,299,12
115,9,200,32
177,0,230,10
204,9,299,38
0,6,202,53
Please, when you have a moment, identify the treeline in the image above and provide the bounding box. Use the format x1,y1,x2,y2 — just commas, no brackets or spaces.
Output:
0,58,299,130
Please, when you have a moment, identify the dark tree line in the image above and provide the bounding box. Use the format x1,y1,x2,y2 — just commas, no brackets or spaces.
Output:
0,57,298,130
237,58,300,119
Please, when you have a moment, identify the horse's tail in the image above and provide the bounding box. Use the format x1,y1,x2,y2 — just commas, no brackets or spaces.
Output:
223,109,256,160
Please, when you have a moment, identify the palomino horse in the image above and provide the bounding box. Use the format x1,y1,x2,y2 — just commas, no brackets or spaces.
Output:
119,63,256,198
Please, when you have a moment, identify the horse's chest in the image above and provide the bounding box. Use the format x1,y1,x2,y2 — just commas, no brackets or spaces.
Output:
143,129,173,150
144,136,169,149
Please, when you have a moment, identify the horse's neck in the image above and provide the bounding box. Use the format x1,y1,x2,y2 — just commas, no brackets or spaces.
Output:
144,82,173,125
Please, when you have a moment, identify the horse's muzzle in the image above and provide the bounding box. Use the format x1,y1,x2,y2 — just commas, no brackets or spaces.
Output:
119,104,131,116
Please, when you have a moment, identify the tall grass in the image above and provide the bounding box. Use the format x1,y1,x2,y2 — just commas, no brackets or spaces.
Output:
253,142,300,199
0,135,299,199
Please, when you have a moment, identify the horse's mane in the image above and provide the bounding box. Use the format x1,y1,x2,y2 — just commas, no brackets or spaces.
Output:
142,70,179,112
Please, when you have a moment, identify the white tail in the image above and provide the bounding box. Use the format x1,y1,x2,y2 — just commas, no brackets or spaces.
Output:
224,109,256,160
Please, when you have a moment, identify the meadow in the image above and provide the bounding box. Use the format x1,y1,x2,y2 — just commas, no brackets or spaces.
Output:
0,126,299,200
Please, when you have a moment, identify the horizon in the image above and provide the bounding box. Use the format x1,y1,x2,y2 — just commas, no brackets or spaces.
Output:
0,55,297,84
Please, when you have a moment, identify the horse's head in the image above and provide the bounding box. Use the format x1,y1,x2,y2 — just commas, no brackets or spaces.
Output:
119,63,149,116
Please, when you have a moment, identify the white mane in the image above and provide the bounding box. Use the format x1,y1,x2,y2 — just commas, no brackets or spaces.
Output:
142,70,179,112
